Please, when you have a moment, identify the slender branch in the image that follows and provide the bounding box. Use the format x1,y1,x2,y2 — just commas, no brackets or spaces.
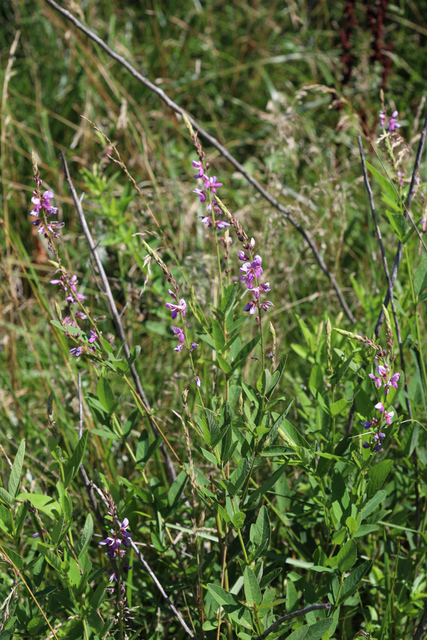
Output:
44,0,356,323
254,603,331,640
60,151,177,483
90,483,196,639
374,110,427,337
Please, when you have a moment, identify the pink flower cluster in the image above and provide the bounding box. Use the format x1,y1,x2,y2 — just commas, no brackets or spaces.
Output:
165,276,198,355
192,160,229,230
99,504,132,594
369,363,400,395
238,240,274,319
28,171,103,360
362,402,394,453
379,109,400,132
362,358,400,452
29,174,64,253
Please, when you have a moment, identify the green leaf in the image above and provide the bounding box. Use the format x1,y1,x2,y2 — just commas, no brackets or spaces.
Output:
63,431,88,489
51,514,65,545
1,545,22,570
0,488,13,506
19,493,61,519
336,539,357,572
249,505,270,559
217,354,232,374
346,516,358,535
265,357,287,398
337,559,372,605
207,584,240,607
384,210,409,241
207,584,253,630
414,254,427,296
247,464,287,507
221,282,238,315
279,419,309,449
228,457,253,496
91,428,121,440
365,161,397,200
99,336,114,353
37,544,62,572
232,511,246,530
366,460,393,499
286,619,333,640
360,490,387,521
75,514,93,558
244,566,262,606
97,377,116,414
330,353,354,385
309,364,323,393
8,440,25,498
211,318,225,352
231,335,261,371
257,369,272,396
205,410,221,448
128,345,141,367
330,398,351,416
199,333,216,349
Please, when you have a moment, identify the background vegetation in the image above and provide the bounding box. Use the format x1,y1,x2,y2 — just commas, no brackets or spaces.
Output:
1,0,427,638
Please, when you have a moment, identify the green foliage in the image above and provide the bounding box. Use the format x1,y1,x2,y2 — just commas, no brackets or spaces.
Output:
1,0,427,638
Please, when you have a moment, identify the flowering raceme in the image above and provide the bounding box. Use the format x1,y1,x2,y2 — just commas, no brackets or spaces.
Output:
28,162,104,360
379,109,400,133
362,355,400,453
190,148,273,321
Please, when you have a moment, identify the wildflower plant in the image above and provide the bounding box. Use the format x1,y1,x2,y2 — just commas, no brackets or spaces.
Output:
0,100,426,640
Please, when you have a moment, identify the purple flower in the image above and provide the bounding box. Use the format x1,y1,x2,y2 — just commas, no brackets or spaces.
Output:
243,300,257,314
260,300,274,312
88,329,98,344
190,342,198,351
195,376,201,387
119,518,132,546
193,188,206,203
31,532,43,538
203,175,222,193
165,298,186,319
375,401,385,414
172,326,185,343
362,441,370,449
70,347,83,357
388,110,400,132
369,373,383,388
361,421,372,430
384,410,394,425
238,250,250,262
239,255,263,286
192,160,205,178
390,372,400,389
174,343,183,352
215,220,230,230
379,111,386,127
